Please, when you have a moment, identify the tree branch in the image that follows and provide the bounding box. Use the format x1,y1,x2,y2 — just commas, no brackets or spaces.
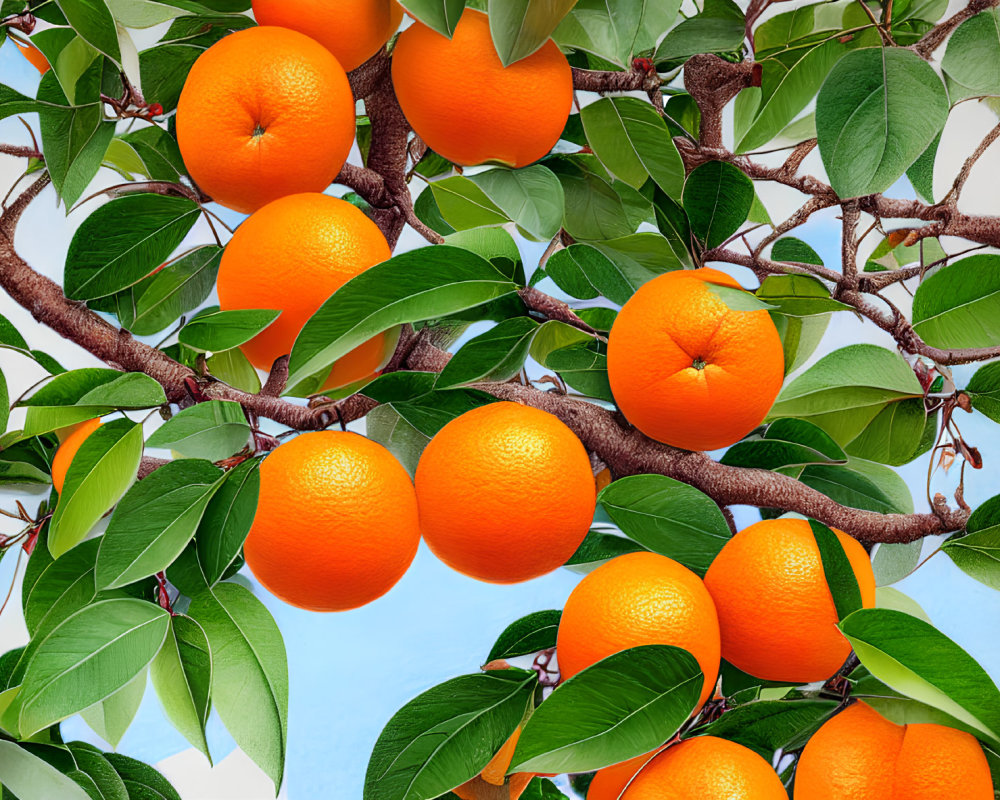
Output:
912,0,1000,58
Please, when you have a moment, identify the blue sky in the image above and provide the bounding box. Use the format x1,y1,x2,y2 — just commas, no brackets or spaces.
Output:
1,30,999,799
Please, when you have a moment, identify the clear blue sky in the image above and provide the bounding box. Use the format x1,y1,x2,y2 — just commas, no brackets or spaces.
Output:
0,36,998,800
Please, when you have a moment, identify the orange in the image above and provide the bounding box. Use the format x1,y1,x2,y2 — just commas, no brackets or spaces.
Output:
392,9,572,168
51,418,101,493
622,737,787,800
13,38,49,74
704,518,875,683
216,193,393,391
794,701,993,800
251,0,403,72
607,268,784,451
176,26,355,214
243,431,419,611
481,726,521,786
556,551,721,708
589,752,663,800
414,402,595,584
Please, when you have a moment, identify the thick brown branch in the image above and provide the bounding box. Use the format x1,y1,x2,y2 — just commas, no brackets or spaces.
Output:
518,287,599,335
913,0,1000,58
683,55,757,149
571,66,648,93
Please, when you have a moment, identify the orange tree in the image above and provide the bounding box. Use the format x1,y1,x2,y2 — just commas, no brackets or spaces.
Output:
0,0,1000,798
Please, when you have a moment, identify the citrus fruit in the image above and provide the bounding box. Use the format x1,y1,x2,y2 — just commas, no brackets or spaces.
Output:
703,518,875,683
556,551,721,708
622,737,787,799
216,193,393,391
243,431,419,611
14,38,49,74
589,752,663,800
51,418,101,493
414,402,595,584
607,268,785,451
251,0,403,72
176,26,355,214
392,9,572,167
794,701,993,799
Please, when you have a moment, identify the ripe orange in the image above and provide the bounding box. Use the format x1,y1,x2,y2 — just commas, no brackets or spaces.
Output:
607,268,784,451
176,26,355,214
794,701,993,799
216,193,393,391
392,9,572,168
556,551,721,708
414,402,595,584
704,518,875,683
243,431,420,611
51,418,101,493
251,0,403,72
13,38,49,74
480,726,521,786
622,737,787,799
589,752,663,800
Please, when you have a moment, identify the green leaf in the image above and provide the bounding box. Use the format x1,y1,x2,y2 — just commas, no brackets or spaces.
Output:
545,239,679,306
551,156,640,241
64,195,201,301
872,542,923,587
771,236,823,266
96,459,222,589
437,318,539,389
694,698,839,758
195,457,260,586
0,740,92,800
487,0,577,65
65,742,128,800
206,347,261,394
468,166,565,241
966,361,1000,422
580,96,685,197
757,274,851,317
0,84,40,122
565,529,646,570
840,608,1000,746
598,475,731,575
364,670,536,800
23,538,101,637
768,344,923,445
49,419,144,559
104,753,181,800
941,495,1000,590
31,29,99,106
117,126,186,183
365,405,432,478
138,42,202,113
912,254,1000,349
682,160,754,248
430,177,508,231
815,47,948,198
189,582,287,792
57,0,121,62
124,246,222,335
941,8,1000,99
844,398,930,466
150,615,212,759
810,519,863,620
18,599,170,736
80,670,147,748
398,0,466,36
705,283,777,312
555,0,680,67
487,610,561,662
288,246,515,388
511,645,702,773
654,0,743,64
721,417,846,470
907,131,940,203
178,308,281,352
790,456,914,515
37,65,116,208
146,401,250,461
531,331,612,401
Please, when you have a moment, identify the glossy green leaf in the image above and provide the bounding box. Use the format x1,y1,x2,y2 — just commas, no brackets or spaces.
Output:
364,670,535,800
206,347,261,394
654,0,743,64
468,166,564,240
430,177,508,231
840,609,1000,747
189,582,287,792
722,418,846,470
96,459,222,589
49,419,144,558
23,538,100,637
683,160,754,248
772,312,830,376
790,456,914,515
816,47,948,198
565,529,646,570
195,457,260,585
64,742,129,800
580,96,685,197
907,131,940,203
151,615,212,759
912,254,1000,349
117,126,187,183
694,698,839,758
437,317,539,389
146,401,250,461
31,29,98,106
966,361,1000,422
138,42,202,113
487,0,577,65
941,8,1000,99
289,246,515,388
810,519,863,620
397,0,466,36
598,475,731,575
511,645,702,773
844,398,930,466
551,156,639,241
18,599,170,736
487,610,561,662
556,0,680,67
942,494,1000,591
872,541,923,586
0,740,92,800
80,670,147,749
57,0,121,62
104,753,181,800
123,246,223,335
178,308,281,352
757,274,851,317
64,195,201,301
